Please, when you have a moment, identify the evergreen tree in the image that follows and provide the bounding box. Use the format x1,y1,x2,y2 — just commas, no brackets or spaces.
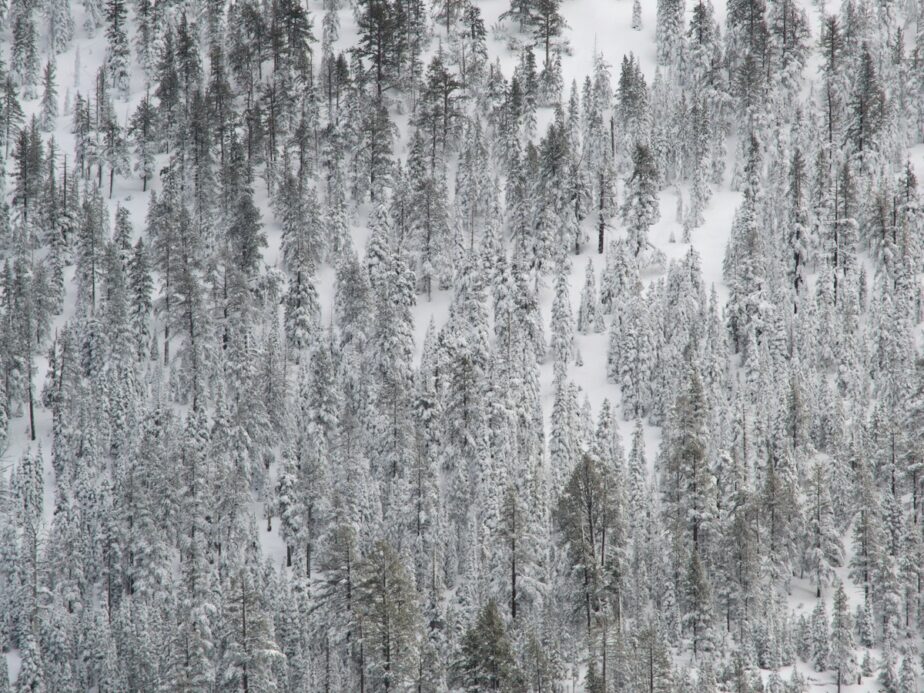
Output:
11,119,43,232
128,238,152,360
2,77,25,157
557,453,624,632
803,460,843,598
220,563,285,692
128,92,156,191
684,548,714,656
550,258,574,382
455,600,519,691
634,621,674,692
355,0,399,98
283,263,320,354
810,599,829,672
100,110,129,197
531,0,567,70
48,0,75,53
356,541,420,691
665,356,715,556
16,633,46,693
656,0,684,66
577,258,602,334
622,143,660,258
105,0,130,95
898,657,918,693
39,61,58,132
277,172,323,273
11,9,39,97
849,44,886,159
850,458,883,600
830,580,855,692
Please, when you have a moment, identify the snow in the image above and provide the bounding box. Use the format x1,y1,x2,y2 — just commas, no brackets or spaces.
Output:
1,0,921,688
4,650,20,688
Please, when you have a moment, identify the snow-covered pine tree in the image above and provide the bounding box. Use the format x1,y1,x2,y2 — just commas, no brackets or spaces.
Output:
455,600,519,690
803,459,843,598
550,257,574,382
355,541,421,691
11,8,39,97
809,598,829,671
39,61,58,132
622,142,660,258
656,0,684,66
577,259,602,334
830,579,856,691
105,0,130,96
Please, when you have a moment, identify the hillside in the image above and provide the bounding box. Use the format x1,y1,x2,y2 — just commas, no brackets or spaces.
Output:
2,0,924,690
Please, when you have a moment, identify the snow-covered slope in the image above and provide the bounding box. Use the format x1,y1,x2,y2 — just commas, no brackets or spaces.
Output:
3,0,924,689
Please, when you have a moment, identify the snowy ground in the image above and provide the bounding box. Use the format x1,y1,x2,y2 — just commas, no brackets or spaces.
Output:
4,0,922,688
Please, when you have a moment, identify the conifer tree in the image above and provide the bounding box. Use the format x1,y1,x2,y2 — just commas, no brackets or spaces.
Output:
803,460,843,598
684,548,714,656
849,44,886,159
75,184,108,313
220,563,285,692
356,541,420,691
830,580,855,692
666,356,715,555
656,0,684,66
48,0,75,53
557,453,624,632
128,92,156,191
16,633,46,693
11,9,39,97
501,0,533,32
850,458,883,600
455,600,519,691
283,263,320,354
11,119,43,232
225,168,266,280
100,111,129,197
0,651,9,693
634,621,674,692
128,238,152,360
355,0,398,97
810,599,829,672
105,0,130,95
898,656,918,693
532,0,567,70
577,259,602,334
2,78,25,158
550,258,574,382
39,61,58,132
405,131,452,298
622,143,660,258
723,134,766,359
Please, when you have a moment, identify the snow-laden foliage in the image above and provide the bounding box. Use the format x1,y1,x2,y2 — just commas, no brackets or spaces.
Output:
1,0,924,690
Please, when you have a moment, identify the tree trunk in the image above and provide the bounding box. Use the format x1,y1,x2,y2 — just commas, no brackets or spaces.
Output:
242,583,249,693
598,170,605,254
27,358,35,441
510,506,517,619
